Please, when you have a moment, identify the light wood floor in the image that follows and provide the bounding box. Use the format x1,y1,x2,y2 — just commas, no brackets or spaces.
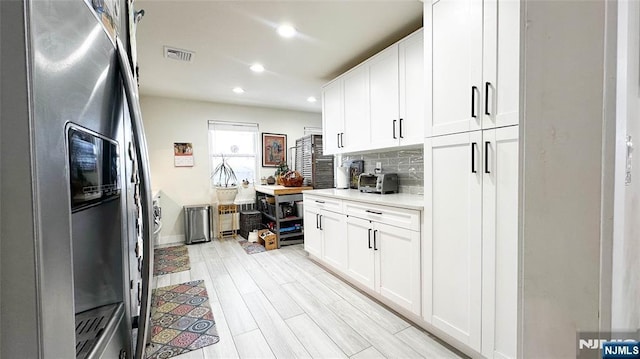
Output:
152,238,462,359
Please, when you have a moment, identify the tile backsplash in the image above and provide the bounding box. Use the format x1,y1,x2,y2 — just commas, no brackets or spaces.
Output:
342,147,424,195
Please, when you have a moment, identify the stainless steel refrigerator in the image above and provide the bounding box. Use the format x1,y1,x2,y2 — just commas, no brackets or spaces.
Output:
0,0,154,358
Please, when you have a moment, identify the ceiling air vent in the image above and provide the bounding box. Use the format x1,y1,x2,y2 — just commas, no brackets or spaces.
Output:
163,46,194,62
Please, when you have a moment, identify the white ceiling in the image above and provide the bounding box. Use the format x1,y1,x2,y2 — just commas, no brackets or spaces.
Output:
134,1,423,113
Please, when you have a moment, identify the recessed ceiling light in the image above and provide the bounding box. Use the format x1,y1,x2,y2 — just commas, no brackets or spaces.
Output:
307,96,317,103
250,63,265,73
277,24,297,38
232,87,244,94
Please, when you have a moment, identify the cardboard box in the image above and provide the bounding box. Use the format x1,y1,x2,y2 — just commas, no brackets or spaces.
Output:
257,229,277,250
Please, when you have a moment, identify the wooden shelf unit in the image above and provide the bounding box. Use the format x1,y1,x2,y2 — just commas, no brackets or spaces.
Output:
254,185,310,248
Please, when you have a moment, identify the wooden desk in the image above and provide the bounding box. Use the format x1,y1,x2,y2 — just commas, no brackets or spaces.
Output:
253,185,313,196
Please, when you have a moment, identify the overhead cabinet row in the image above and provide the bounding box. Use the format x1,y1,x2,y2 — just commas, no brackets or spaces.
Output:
322,28,424,154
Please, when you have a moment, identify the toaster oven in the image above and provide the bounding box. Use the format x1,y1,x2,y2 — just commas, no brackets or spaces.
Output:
358,173,398,194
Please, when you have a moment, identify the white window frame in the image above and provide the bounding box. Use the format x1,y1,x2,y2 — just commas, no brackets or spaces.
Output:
208,121,259,187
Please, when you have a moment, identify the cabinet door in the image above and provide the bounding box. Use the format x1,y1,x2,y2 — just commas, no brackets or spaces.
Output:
424,131,482,350
430,0,483,136
369,44,400,149
482,0,520,129
322,80,344,155
320,210,347,271
374,222,421,315
303,208,322,258
399,29,425,146
481,126,519,359
345,216,375,291
342,66,370,152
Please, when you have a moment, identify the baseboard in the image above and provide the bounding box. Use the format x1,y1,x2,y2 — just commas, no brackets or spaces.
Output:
157,234,185,247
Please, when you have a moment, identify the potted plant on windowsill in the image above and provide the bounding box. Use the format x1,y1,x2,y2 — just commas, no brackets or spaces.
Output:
211,156,238,204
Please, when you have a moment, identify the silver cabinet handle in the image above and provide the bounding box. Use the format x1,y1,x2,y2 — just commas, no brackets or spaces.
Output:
116,38,153,359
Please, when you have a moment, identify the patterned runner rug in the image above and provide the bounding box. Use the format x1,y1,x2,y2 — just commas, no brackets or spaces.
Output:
145,280,219,359
238,239,266,255
154,245,190,276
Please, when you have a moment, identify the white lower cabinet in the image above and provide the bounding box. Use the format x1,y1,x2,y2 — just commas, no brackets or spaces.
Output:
303,195,344,262
345,214,421,316
320,210,347,271
375,221,421,314
304,193,421,317
345,216,375,290
424,125,519,356
303,207,322,258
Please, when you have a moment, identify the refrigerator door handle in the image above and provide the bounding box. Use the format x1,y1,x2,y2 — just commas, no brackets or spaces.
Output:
116,38,154,359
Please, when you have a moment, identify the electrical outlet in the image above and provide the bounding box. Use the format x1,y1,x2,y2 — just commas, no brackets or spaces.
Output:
375,161,382,174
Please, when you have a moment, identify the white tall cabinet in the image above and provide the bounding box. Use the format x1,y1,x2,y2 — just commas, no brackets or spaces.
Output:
424,0,520,357
481,126,519,359
424,131,483,350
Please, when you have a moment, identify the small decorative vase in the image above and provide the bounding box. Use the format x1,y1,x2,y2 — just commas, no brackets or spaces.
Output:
266,176,276,185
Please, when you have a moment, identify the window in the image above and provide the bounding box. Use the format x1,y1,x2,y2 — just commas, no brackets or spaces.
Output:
208,121,259,186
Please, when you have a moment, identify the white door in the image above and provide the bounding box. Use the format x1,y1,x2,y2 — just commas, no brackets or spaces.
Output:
399,29,425,146
481,126,519,358
482,0,520,129
321,210,347,271
303,208,322,258
345,215,375,291
342,66,370,152
322,80,343,155
375,222,421,315
369,44,400,149
430,0,483,137
424,131,482,351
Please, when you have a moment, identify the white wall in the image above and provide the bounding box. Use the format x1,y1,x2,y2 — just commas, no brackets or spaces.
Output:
140,95,321,244
520,0,614,357
612,0,640,332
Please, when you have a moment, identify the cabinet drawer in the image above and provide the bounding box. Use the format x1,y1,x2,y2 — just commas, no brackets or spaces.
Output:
344,201,420,231
303,194,343,213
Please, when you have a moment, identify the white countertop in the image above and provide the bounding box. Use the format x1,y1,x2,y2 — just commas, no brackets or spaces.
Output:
303,188,424,210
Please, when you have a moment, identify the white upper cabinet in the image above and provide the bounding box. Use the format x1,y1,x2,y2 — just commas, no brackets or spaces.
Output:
322,29,424,153
343,66,371,153
430,0,482,136
428,0,519,137
482,0,520,129
398,29,425,146
369,44,400,148
322,79,344,154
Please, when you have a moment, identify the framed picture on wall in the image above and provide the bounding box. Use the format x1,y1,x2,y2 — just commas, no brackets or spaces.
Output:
261,133,286,167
